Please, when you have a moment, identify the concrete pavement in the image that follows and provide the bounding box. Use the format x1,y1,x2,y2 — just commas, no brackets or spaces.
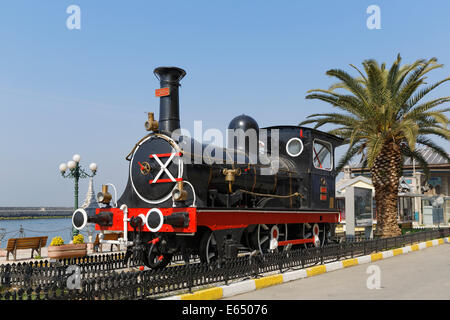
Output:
224,243,450,300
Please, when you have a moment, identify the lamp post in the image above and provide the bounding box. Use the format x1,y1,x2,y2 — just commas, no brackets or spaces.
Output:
59,154,97,239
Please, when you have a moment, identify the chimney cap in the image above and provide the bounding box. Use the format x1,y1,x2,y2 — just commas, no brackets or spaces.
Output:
153,66,186,83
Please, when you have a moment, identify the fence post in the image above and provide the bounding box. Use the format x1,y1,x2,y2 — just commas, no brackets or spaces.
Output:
336,243,340,261
188,263,193,293
320,247,324,265
224,260,229,286
279,252,284,273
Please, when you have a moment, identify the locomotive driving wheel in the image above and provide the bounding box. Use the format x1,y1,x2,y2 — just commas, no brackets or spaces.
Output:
302,223,326,248
253,224,288,254
199,230,219,266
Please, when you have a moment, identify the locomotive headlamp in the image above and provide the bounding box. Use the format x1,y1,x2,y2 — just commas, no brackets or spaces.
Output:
172,181,188,202
97,185,112,205
145,112,159,132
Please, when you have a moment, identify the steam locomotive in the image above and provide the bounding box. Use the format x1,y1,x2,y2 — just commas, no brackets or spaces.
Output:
72,66,343,269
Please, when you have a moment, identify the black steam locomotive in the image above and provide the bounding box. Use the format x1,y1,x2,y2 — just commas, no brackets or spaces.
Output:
72,66,343,269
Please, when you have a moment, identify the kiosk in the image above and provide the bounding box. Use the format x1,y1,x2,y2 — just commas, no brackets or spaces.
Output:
345,186,373,239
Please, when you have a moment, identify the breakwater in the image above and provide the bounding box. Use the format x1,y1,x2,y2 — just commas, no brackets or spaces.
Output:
0,207,73,219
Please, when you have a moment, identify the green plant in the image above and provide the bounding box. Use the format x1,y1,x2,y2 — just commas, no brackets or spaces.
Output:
300,55,450,238
50,236,64,246
72,234,84,244
34,254,42,259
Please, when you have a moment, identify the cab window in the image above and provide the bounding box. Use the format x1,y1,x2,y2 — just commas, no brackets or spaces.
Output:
313,140,332,170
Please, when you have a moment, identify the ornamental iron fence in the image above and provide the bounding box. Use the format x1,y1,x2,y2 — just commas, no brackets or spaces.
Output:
1,227,448,300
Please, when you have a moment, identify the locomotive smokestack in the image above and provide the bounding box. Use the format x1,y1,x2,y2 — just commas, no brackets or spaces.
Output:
154,66,186,134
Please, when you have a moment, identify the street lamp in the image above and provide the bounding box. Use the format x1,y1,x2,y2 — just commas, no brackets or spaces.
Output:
59,154,98,239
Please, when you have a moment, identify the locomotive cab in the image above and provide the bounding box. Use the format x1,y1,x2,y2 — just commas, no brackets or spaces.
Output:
264,125,344,210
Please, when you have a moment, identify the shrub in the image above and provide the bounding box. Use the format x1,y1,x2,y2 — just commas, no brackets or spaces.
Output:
73,234,85,244
50,236,64,246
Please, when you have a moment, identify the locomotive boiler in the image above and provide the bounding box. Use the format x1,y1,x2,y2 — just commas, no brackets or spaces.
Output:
72,66,343,269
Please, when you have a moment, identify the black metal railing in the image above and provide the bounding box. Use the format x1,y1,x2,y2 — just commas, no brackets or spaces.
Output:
1,227,448,300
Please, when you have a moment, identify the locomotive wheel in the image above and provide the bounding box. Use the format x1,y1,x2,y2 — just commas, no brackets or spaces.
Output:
302,223,325,248
143,243,173,269
254,224,288,254
199,230,219,266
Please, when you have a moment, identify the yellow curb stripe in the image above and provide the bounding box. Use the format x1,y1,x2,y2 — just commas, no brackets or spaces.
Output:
254,274,283,290
306,265,327,277
342,258,358,268
370,253,383,262
167,236,449,300
180,287,223,300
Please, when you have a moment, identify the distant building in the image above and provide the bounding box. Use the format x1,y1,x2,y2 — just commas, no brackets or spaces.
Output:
81,177,99,215
341,146,450,225
80,177,99,242
335,166,374,221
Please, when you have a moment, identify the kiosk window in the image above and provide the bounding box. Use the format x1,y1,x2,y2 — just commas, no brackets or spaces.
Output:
313,140,332,170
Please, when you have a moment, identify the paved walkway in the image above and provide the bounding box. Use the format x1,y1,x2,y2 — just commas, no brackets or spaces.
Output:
224,243,450,300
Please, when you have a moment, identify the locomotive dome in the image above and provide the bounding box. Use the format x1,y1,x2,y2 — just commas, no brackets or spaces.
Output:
227,114,260,156
228,114,259,132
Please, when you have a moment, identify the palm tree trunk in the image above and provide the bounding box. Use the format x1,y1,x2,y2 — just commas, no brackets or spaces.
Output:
371,142,403,238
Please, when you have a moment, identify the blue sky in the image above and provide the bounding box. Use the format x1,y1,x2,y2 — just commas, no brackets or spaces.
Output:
0,1,449,206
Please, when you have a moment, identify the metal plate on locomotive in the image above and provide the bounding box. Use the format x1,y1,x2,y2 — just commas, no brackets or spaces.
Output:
130,135,183,204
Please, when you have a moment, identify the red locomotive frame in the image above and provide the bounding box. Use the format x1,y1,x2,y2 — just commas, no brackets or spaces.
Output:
95,207,340,246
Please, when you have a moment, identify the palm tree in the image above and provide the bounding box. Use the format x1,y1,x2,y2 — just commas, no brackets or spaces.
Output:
300,55,450,237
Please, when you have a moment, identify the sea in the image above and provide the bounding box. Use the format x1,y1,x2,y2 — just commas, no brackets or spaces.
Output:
0,217,98,248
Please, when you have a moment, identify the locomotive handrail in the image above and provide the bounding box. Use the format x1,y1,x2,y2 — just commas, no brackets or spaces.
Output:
125,134,151,161
183,180,197,207
237,189,304,199
125,133,183,161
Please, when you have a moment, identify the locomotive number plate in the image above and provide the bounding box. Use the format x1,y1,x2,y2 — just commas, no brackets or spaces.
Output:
155,87,170,97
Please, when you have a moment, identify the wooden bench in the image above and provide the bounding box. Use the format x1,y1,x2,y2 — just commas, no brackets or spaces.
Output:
93,233,123,253
6,236,48,261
